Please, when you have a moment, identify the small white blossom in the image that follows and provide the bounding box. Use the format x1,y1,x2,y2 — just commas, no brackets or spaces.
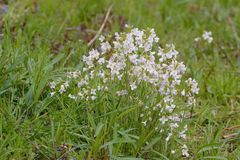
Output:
130,82,137,90
64,81,69,88
72,71,80,79
124,24,129,28
182,144,189,157
101,42,111,53
91,96,96,100
99,35,105,42
91,89,96,95
116,90,128,96
194,37,201,42
159,116,168,124
166,133,172,142
170,123,179,129
59,85,66,94
68,94,76,100
98,57,105,65
202,31,213,43
78,92,83,98
50,92,55,97
142,121,147,126
181,89,185,96
195,31,213,43
49,81,56,89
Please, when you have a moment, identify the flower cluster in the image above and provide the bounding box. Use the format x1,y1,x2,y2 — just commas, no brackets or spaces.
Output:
49,26,199,157
195,31,213,43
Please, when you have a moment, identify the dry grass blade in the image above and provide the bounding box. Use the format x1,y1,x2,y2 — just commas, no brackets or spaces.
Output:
222,125,240,139
222,133,238,139
87,4,113,47
224,125,240,131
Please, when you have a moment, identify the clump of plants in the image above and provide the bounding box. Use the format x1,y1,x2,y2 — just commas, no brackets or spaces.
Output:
49,26,199,158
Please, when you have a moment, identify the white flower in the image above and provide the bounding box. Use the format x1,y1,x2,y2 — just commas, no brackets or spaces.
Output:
186,78,199,94
64,81,69,88
182,144,189,157
91,96,96,100
50,92,55,97
97,85,102,91
181,89,185,96
142,121,147,126
72,71,80,79
98,57,105,65
78,92,83,98
59,85,66,94
166,133,172,142
195,31,213,44
116,90,128,96
170,123,179,129
49,81,56,89
149,117,152,121
91,89,96,95
179,132,187,140
128,54,138,65
202,31,213,43
194,37,201,42
130,82,137,90
179,125,188,139
124,24,129,28
99,35,105,42
101,42,111,53
68,94,76,100
159,116,168,124
165,104,176,113
78,79,88,87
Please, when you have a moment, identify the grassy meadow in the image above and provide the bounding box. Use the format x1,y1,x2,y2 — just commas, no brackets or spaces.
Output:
0,0,239,159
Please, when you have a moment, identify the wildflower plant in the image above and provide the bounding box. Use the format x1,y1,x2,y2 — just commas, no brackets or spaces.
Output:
194,31,213,43
49,26,199,157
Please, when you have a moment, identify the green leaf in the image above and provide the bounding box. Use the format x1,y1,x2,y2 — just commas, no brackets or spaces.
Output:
94,122,104,137
144,136,161,151
197,144,220,154
201,156,227,160
151,149,169,160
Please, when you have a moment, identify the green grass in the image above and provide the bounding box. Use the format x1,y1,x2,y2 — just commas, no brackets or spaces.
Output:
0,0,239,159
